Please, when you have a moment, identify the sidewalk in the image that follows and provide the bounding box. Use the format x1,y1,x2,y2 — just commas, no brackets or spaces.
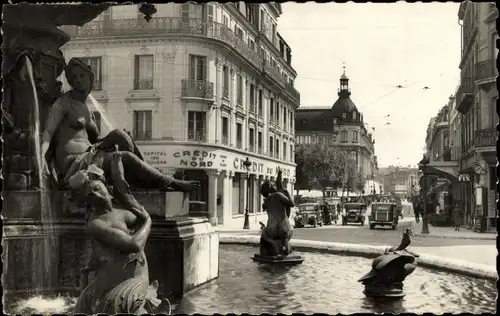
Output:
410,245,496,266
412,219,496,240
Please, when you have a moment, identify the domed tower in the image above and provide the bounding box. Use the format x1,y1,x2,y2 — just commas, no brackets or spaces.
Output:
330,65,362,124
339,65,351,98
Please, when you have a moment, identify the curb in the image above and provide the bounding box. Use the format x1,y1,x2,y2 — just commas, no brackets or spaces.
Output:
219,234,497,282
414,233,496,241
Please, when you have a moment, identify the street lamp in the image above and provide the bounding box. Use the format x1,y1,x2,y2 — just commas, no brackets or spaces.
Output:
242,157,252,229
418,155,430,234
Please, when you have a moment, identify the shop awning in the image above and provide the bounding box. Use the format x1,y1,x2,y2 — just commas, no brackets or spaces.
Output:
426,181,450,196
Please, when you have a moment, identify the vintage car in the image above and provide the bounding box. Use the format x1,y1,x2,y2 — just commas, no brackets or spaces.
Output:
369,202,399,230
294,203,323,228
342,203,367,226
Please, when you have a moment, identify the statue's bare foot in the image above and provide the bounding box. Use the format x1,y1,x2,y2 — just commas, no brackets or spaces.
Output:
173,180,200,192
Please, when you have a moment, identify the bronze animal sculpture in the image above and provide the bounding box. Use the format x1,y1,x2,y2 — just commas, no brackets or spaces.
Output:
358,228,419,298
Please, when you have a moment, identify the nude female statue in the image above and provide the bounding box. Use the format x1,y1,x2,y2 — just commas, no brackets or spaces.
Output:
69,166,160,314
42,57,199,193
259,170,295,257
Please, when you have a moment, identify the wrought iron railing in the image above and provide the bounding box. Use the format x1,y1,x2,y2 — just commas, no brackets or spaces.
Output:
188,130,206,142
236,140,242,149
258,147,263,155
61,17,300,103
222,135,229,145
135,78,153,90
249,144,255,152
476,59,497,81
475,128,496,147
93,80,102,91
181,79,214,100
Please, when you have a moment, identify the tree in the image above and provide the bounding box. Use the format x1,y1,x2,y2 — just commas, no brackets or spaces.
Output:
295,143,355,202
355,171,366,194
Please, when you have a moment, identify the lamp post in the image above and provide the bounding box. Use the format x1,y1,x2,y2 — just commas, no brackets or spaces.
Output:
242,157,252,229
418,155,430,234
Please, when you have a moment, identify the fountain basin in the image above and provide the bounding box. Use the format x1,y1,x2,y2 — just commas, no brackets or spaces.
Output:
5,244,496,314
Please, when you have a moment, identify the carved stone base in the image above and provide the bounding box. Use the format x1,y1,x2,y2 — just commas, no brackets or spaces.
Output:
363,282,406,299
146,216,219,298
252,253,305,265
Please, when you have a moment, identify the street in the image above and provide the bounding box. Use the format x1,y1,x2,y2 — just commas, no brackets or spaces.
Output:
229,222,495,248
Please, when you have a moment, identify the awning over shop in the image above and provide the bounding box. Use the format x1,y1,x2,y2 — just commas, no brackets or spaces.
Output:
424,162,459,182
426,181,450,196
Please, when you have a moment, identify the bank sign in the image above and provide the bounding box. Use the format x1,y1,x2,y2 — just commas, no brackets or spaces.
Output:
139,144,295,179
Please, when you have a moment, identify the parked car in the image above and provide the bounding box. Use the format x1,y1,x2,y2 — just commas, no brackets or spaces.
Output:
369,202,399,230
294,203,323,228
341,203,366,226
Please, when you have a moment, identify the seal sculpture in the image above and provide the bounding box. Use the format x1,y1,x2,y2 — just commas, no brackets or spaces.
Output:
252,170,304,265
358,228,419,298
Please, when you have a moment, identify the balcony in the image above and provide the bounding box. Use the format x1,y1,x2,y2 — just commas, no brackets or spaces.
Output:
441,147,461,162
61,17,300,104
236,140,242,149
222,135,229,145
249,144,255,152
475,128,496,149
258,147,263,155
475,59,497,86
456,76,475,114
181,79,214,102
188,130,207,142
222,86,229,99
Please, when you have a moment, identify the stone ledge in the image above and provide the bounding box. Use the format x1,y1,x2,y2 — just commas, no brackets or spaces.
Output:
219,234,497,281
414,233,496,240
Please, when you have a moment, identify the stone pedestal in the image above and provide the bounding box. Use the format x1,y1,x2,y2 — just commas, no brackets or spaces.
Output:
133,191,189,218
146,217,219,298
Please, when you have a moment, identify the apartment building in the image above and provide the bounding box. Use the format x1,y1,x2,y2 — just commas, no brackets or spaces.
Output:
60,2,300,228
456,1,497,232
294,69,378,187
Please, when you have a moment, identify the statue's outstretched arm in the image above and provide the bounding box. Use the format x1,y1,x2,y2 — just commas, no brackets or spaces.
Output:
88,216,151,253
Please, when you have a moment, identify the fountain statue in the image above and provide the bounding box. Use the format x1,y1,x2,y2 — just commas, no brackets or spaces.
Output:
3,3,219,308
252,170,305,265
358,228,419,298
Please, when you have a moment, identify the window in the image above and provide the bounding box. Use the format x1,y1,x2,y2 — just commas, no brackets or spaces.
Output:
223,15,229,27
491,97,498,128
181,3,202,21
237,75,243,104
92,111,101,133
189,55,206,81
275,139,280,159
340,130,348,143
248,38,255,51
290,144,293,162
283,142,287,161
258,90,263,116
352,131,359,142
269,136,273,156
283,108,287,131
249,83,255,111
236,123,242,148
258,131,263,154
133,110,152,140
187,111,206,141
134,55,153,90
222,117,229,145
249,128,255,151
80,57,102,91
235,25,244,39
275,102,280,125
223,66,230,98
270,98,274,120
207,4,214,21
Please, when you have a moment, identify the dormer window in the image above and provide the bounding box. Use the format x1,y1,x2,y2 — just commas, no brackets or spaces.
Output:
342,113,347,119
352,111,357,120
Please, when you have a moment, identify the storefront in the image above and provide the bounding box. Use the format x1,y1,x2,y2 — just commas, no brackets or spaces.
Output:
137,142,296,227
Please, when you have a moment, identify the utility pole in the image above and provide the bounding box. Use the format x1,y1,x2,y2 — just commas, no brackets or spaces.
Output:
419,156,430,234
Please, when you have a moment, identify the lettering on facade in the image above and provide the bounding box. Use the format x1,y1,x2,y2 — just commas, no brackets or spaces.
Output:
458,174,470,182
144,151,168,166
173,150,217,168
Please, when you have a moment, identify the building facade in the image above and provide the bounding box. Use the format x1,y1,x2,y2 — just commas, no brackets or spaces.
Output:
381,167,419,199
294,69,378,191
456,1,497,232
60,2,300,227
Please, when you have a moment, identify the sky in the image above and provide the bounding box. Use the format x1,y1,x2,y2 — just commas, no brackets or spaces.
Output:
277,2,461,168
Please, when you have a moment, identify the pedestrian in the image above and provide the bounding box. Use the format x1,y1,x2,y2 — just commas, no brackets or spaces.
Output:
453,203,462,231
414,203,421,223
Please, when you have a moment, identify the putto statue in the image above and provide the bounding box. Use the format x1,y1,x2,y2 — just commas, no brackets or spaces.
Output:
70,165,161,314
252,169,304,264
358,228,419,298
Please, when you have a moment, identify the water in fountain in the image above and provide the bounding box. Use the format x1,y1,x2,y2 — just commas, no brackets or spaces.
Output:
88,93,115,131
25,56,55,290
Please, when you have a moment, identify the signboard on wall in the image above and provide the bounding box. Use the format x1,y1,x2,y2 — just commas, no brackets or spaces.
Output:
139,144,296,179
